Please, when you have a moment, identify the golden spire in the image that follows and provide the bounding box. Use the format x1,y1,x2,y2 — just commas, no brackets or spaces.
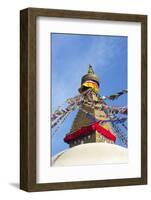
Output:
81,64,99,85
79,65,100,93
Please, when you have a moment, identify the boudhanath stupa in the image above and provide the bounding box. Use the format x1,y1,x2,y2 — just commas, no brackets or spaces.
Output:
51,65,128,166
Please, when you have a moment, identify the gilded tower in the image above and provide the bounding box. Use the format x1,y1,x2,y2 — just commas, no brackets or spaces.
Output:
64,65,116,147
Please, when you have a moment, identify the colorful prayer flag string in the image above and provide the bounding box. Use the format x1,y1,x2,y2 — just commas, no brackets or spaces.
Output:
99,89,127,101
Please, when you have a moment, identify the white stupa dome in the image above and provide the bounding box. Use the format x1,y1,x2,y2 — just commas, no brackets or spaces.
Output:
52,143,128,166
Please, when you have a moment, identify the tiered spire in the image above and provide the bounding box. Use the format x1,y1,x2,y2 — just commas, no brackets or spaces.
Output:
79,65,99,94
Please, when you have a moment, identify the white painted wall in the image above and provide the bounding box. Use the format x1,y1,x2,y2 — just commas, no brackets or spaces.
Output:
0,0,150,199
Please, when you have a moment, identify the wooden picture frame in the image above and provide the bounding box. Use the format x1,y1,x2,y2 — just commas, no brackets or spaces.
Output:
20,7,147,192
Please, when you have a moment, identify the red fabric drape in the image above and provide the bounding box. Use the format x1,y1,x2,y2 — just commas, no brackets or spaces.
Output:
64,122,116,143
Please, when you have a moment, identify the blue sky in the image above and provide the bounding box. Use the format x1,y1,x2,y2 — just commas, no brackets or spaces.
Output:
51,33,127,156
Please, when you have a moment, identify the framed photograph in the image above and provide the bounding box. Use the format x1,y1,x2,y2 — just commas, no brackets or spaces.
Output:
20,8,147,191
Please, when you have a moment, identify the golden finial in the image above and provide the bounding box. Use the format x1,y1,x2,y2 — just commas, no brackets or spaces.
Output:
88,64,94,74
